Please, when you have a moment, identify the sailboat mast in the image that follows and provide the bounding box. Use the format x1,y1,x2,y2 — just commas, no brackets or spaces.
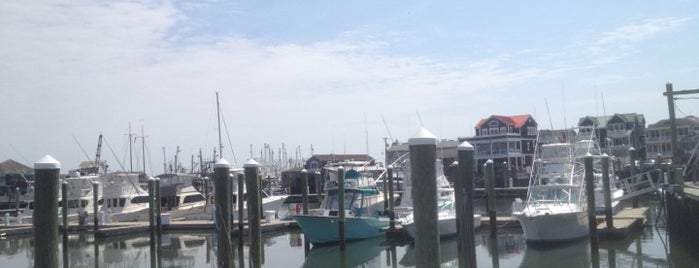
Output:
216,92,223,160
141,124,146,174
129,122,133,172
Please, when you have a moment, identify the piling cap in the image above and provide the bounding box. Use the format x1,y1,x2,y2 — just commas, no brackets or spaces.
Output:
214,158,231,169
457,141,474,151
408,127,437,146
450,161,459,167
485,159,493,165
301,169,307,173
244,158,260,168
628,147,636,152
34,155,60,169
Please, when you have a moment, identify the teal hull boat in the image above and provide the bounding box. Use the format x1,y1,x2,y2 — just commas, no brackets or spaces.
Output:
292,214,389,245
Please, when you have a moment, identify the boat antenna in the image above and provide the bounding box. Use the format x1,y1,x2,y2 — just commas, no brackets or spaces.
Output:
562,82,567,128
364,113,369,155
128,122,133,172
416,110,425,127
544,98,554,130
216,92,223,160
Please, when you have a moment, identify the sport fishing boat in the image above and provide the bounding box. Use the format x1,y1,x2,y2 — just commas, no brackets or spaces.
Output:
292,168,389,245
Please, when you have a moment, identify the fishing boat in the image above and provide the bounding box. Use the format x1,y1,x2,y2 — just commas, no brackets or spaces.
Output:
512,128,608,244
99,172,151,222
397,158,482,238
292,168,389,245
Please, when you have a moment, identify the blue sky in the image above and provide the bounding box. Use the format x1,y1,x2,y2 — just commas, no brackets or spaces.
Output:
1,1,698,172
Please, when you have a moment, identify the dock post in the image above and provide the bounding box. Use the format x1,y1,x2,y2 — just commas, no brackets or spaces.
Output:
155,177,162,231
457,141,477,268
33,155,60,268
315,171,322,202
148,177,156,229
337,166,346,248
301,169,309,215
629,147,639,208
585,155,600,252
387,166,396,229
484,159,497,238
61,181,68,233
203,177,209,206
237,173,245,241
383,167,389,212
92,181,99,230
408,127,440,268
602,155,614,228
245,159,262,268
214,158,233,268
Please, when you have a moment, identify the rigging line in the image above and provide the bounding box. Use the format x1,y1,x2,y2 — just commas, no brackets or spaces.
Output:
219,106,238,166
72,135,94,164
416,110,425,127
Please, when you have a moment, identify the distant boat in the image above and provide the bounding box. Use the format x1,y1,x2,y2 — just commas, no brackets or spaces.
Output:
512,127,610,243
292,168,389,245
99,172,151,222
397,159,482,238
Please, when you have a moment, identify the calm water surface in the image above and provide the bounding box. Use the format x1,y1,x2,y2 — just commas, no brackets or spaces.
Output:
1,196,697,267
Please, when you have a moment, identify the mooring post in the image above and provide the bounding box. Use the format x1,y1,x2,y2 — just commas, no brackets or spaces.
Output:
237,173,245,241
387,166,396,230
214,158,233,268
245,159,262,268
202,177,209,206
92,181,99,230
61,181,68,233
315,170,322,202
484,159,497,238
34,155,60,268
301,169,309,215
148,177,156,229
337,166,347,248
155,177,162,231
409,127,440,268
458,141,477,268
383,167,389,212
629,147,639,208
585,155,600,253
602,155,614,228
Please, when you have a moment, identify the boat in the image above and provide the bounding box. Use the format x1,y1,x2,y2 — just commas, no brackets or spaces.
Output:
292,168,389,245
99,172,151,222
397,158,482,238
512,128,610,244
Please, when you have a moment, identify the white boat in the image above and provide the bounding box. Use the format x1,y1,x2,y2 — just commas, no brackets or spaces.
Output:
398,159,482,238
513,128,611,244
99,172,151,222
62,173,102,221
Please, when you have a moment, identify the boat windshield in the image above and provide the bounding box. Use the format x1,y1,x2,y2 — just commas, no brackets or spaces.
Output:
323,191,360,210
529,186,579,203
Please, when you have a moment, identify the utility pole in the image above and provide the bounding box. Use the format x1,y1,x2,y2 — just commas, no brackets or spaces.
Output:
663,83,699,167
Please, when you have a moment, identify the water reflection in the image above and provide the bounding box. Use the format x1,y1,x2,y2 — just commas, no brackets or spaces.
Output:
0,226,697,267
302,236,387,268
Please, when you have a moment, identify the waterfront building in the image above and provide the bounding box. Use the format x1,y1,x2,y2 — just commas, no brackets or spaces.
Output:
0,159,34,211
460,114,538,187
645,115,699,162
578,113,646,160
281,154,375,194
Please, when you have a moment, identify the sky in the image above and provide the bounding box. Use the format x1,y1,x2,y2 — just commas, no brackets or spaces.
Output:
1,1,698,173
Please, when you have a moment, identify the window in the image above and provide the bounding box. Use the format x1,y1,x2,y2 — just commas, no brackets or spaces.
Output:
527,127,537,135
131,196,150,204
184,194,206,204
310,161,319,169
490,127,499,135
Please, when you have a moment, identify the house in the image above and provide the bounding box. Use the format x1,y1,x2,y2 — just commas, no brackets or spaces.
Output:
645,115,699,162
578,113,646,160
0,159,34,209
461,114,538,187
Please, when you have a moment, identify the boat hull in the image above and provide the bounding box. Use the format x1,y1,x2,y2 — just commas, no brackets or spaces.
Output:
515,210,589,244
291,215,389,245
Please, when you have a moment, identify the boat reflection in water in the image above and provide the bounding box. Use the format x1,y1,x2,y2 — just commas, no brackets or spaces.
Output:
302,236,388,268
519,239,589,268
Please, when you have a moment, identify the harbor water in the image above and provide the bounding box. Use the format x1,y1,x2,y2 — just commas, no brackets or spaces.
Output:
1,196,697,267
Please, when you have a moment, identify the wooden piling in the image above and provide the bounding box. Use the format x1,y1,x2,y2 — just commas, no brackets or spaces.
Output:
337,166,346,248
457,141,477,268
585,155,600,253
629,147,639,208
245,159,262,268
237,173,245,241
484,159,497,238
214,158,233,268
301,169,309,215
61,181,68,233
388,166,396,229
601,155,614,228
148,177,156,229
408,128,440,268
92,181,99,230
315,171,322,201
33,155,60,268
155,177,162,231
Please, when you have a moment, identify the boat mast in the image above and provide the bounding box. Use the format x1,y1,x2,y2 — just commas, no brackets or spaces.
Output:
216,92,223,160
141,123,146,174
129,122,133,172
